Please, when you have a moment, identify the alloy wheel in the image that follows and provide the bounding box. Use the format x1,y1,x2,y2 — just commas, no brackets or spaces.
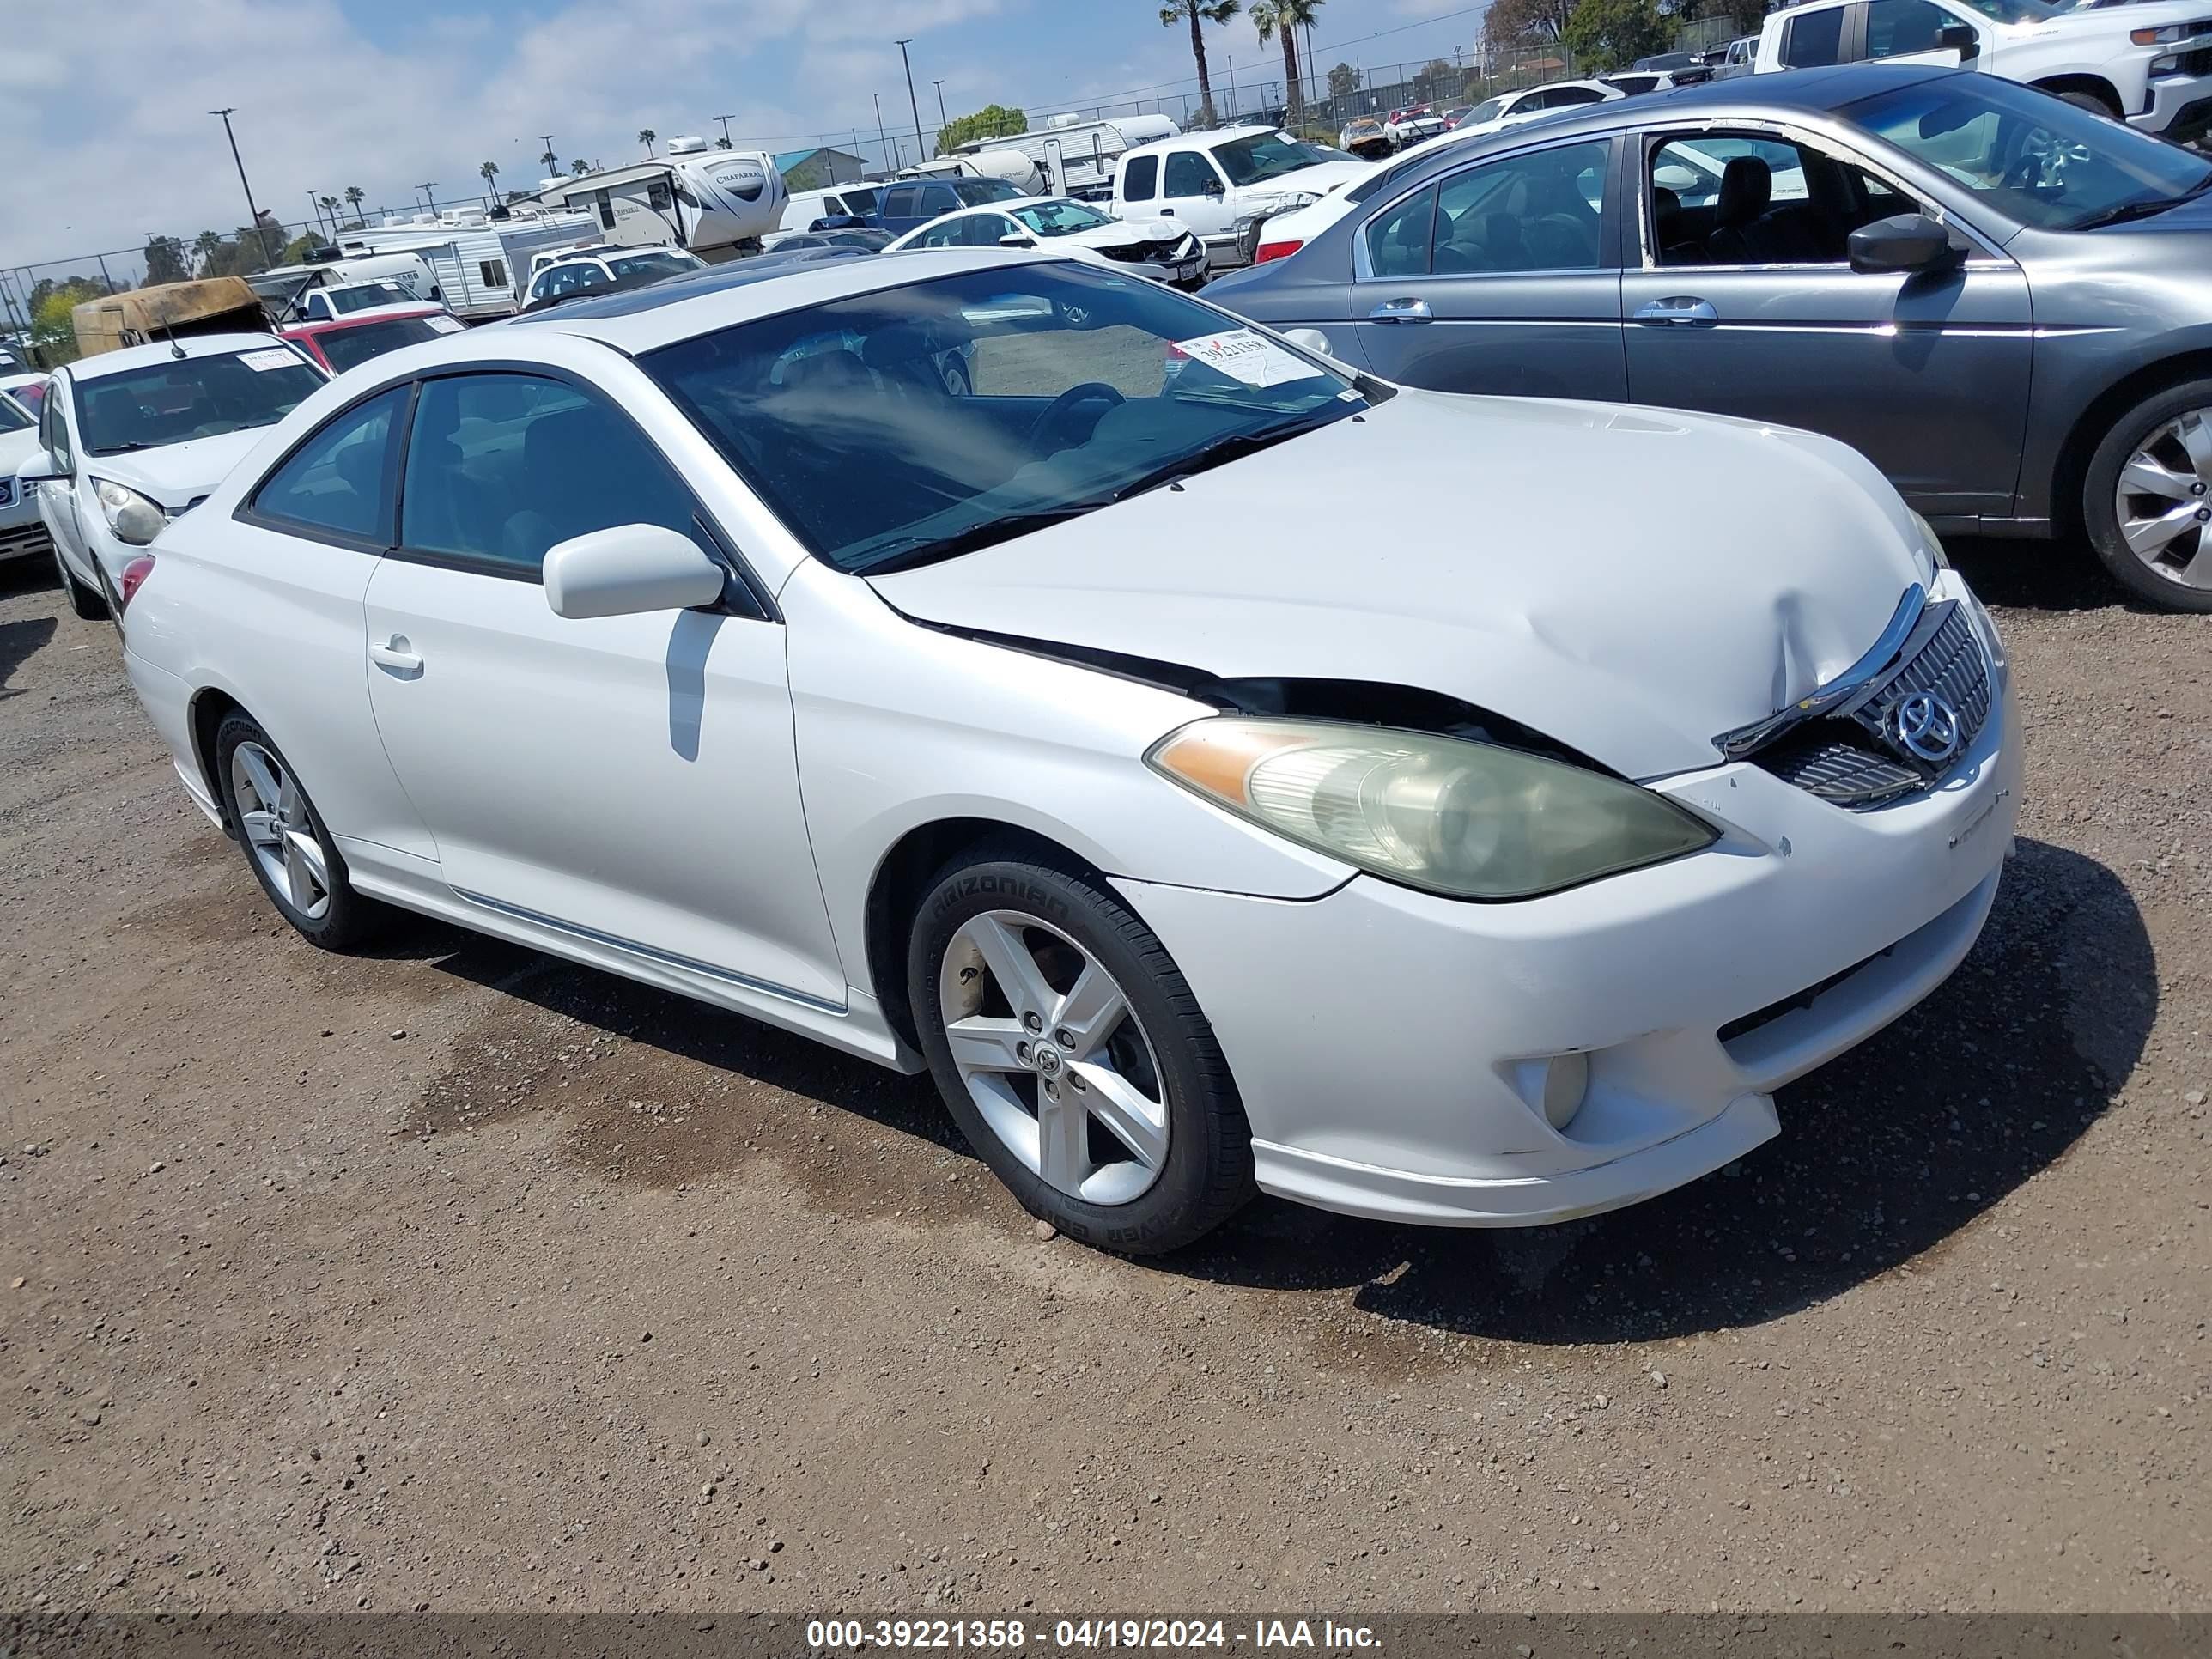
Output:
2112,407,2212,591
937,910,1170,1206
229,741,332,921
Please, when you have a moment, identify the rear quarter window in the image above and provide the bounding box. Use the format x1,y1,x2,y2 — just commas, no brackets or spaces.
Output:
1781,6,1846,65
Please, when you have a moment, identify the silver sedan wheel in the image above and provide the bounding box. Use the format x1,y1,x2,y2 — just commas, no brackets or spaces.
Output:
938,910,1170,1206
2113,407,2212,589
230,741,331,921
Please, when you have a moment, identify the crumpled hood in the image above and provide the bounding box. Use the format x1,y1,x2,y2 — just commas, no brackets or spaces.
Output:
869,391,1928,779
81,428,267,510
1079,216,1193,248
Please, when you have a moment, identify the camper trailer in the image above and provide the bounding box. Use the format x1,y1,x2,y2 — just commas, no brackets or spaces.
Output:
957,113,1180,201
70,277,267,358
896,152,1048,196
246,250,442,319
530,138,788,261
334,209,601,320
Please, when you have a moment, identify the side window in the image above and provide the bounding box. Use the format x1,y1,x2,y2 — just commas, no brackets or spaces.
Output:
1365,184,1437,277
1431,140,1609,274
884,185,921,218
1163,150,1221,198
1123,155,1158,201
1864,0,1951,56
305,293,330,321
247,384,407,544
1781,6,1845,66
398,373,702,579
647,179,672,211
918,217,968,249
41,383,74,471
595,189,616,230
975,215,1019,246
1544,87,1607,109
480,258,507,289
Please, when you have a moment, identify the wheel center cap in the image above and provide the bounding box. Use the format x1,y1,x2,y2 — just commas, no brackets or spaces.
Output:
1033,1046,1064,1079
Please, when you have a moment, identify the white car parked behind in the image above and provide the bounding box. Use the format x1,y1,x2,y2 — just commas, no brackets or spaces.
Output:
0,388,49,566
113,250,2017,1255
1753,0,2212,136
23,333,326,619
886,196,1207,288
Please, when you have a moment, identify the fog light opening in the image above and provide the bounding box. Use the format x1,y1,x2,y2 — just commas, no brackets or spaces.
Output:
1540,1052,1590,1131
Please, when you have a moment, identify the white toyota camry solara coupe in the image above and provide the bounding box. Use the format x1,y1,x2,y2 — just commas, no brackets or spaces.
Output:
116,249,2020,1254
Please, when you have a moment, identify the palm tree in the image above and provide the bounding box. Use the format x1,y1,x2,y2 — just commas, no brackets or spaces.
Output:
193,228,224,276
637,128,657,158
318,194,341,227
571,158,592,176
1252,0,1322,124
1160,0,1240,126
343,185,364,226
479,160,500,200
539,145,558,174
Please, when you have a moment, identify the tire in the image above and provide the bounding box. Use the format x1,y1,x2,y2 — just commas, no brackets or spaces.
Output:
54,547,106,620
941,359,972,398
212,713,390,949
2081,375,2212,611
908,847,1254,1255
2057,88,2121,119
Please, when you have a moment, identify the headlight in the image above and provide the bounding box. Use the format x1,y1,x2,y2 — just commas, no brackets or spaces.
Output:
1909,508,1951,571
94,479,168,546
2132,21,2192,43
1146,718,1717,901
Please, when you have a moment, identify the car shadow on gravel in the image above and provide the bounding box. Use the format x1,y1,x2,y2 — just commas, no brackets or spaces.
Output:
0,613,57,697
1947,537,2140,614
1159,837,2156,1344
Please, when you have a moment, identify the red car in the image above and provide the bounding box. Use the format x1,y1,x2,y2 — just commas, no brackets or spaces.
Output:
280,307,463,375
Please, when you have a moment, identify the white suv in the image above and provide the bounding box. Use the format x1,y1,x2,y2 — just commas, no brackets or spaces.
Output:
1754,0,2212,139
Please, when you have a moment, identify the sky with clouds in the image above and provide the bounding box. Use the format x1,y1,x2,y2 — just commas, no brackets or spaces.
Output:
2,0,1489,280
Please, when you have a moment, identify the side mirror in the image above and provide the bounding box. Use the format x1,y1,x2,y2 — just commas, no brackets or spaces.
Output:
17,450,69,484
544,524,727,620
1848,212,1958,275
1936,21,1980,58
1202,178,1225,197
998,231,1037,248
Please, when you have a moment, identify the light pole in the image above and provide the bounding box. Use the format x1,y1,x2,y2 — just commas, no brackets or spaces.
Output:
932,78,948,133
873,93,890,175
417,183,438,214
896,38,927,162
714,113,735,149
539,132,556,174
210,108,279,265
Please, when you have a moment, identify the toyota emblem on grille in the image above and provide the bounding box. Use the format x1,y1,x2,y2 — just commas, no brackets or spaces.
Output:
1890,691,1962,764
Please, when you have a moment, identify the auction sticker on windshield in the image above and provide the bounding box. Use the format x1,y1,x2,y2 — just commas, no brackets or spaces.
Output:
1173,329,1313,388
237,349,301,372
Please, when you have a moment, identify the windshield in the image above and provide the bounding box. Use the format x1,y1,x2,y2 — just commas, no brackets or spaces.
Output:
0,393,31,433
953,179,1024,205
327,283,413,314
1212,131,1333,185
314,316,447,374
75,350,324,456
839,186,882,214
5,380,46,416
1851,76,2212,230
607,251,702,280
1461,97,1508,128
1012,199,1115,236
1951,0,2063,20
642,264,1362,575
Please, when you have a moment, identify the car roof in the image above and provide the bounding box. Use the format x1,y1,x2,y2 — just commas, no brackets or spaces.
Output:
283,307,445,336
1120,123,1281,158
67,332,294,382
479,247,1060,354
1459,62,1958,142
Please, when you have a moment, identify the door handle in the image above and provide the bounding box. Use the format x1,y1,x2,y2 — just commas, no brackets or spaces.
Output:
368,635,422,678
1368,297,1432,324
1633,296,1719,328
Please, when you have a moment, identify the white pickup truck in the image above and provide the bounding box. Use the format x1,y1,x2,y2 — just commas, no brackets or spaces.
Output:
1754,0,2212,140
1110,125,1369,269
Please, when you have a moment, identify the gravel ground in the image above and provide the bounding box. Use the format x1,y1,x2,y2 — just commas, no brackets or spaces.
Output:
1,536,2205,1616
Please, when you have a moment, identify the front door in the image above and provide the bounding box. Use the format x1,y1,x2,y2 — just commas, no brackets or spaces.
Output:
1158,149,1235,248
1346,137,1629,401
362,368,846,1007
1620,125,2032,520
34,379,92,586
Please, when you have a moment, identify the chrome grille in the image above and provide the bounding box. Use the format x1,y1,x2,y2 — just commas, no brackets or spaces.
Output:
1758,738,1923,808
0,477,13,507
1846,602,1992,759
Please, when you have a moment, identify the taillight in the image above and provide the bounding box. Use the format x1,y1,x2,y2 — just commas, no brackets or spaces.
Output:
118,554,155,611
1255,240,1304,263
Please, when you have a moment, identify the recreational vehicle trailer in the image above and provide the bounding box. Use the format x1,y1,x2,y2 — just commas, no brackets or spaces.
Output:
529,138,787,261
956,113,1179,201
335,210,600,320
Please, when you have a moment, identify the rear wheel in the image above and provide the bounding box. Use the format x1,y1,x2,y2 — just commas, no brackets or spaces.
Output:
53,547,106,620
908,849,1254,1254
2081,377,2212,611
2056,88,2121,119
213,714,390,948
